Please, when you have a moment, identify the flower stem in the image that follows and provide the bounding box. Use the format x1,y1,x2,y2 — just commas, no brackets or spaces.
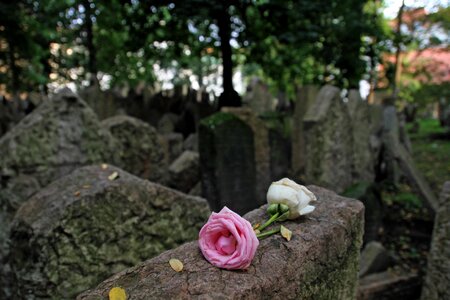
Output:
258,212,279,232
256,227,281,239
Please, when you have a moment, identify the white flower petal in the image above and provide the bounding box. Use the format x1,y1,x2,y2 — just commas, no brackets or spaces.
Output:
267,184,299,208
299,205,315,215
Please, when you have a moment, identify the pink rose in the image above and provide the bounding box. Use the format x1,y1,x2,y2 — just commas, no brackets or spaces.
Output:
199,207,259,270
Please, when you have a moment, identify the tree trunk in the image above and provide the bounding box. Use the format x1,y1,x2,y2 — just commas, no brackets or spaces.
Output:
83,0,97,84
217,5,241,108
393,0,405,98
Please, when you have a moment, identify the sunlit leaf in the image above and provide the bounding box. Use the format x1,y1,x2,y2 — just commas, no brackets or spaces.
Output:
109,287,126,300
169,258,183,272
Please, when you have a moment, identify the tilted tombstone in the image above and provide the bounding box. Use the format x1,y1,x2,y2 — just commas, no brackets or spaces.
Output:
221,107,271,203
6,165,210,299
381,103,438,212
101,115,167,184
347,89,375,183
421,182,450,300
303,85,353,193
199,112,259,214
292,85,319,177
168,150,200,193
0,89,117,258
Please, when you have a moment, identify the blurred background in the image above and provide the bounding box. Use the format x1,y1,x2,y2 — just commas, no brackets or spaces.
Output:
0,0,449,299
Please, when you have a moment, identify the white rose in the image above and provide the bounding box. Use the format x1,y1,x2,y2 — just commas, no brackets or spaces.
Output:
266,178,317,219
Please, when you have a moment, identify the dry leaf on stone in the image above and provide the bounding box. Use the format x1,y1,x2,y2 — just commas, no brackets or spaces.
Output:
169,258,183,272
108,287,126,300
74,191,81,197
101,163,108,170
280,225,292,241
108,172,119,181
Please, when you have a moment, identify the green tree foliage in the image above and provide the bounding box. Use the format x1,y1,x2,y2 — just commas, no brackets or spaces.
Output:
0,0,391,104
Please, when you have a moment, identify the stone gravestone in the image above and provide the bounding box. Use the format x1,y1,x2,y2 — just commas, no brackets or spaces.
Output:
0,89,116,258
381,103,438,212
78,185,364,300
292,85,319,178
221,107,271,203
101,115,167,184
7,165,210,299
347,90,375,183
243,77,275,115
199,112,259,214
421,181,450,300
303,85,353,193
168,150,200,193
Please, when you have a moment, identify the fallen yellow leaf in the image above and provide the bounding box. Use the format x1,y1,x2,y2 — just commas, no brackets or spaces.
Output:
280,225,292,241
109,287,126,300
169,258,183,272
108,171,119,181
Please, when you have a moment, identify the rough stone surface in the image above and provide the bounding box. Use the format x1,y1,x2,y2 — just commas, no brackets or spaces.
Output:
101,115,167,184
303,85,353,193
199,112,259,214
421,181,450,300
7,165,210,299
221,107,271,203
78,186,364,300
0,89,116,259
347,90,375,183
292,85,319,177
168,150,200,193
359,242,392,277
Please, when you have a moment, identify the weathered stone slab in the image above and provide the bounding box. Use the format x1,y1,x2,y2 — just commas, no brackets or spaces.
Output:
168,150,200,193
0,89,117,257
221,107,271,203
78,186,364,300
347,90,375,183
359,242,392,277
7,165,210,299
0,89,116,188
421,181,450,300
199,112,258,214
394,145,438,212
303,85,353,193
358,270,420,300
101,115,167,184
292,85,319,177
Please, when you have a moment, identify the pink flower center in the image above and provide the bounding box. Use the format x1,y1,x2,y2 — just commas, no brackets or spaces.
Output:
215,234,237,255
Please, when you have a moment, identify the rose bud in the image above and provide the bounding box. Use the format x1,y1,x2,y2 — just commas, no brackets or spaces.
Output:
266,178,316,220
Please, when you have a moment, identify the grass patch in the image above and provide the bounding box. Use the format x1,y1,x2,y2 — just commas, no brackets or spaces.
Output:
407,119,450,193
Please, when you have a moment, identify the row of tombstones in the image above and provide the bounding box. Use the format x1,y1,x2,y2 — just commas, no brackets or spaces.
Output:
0,85,444,298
